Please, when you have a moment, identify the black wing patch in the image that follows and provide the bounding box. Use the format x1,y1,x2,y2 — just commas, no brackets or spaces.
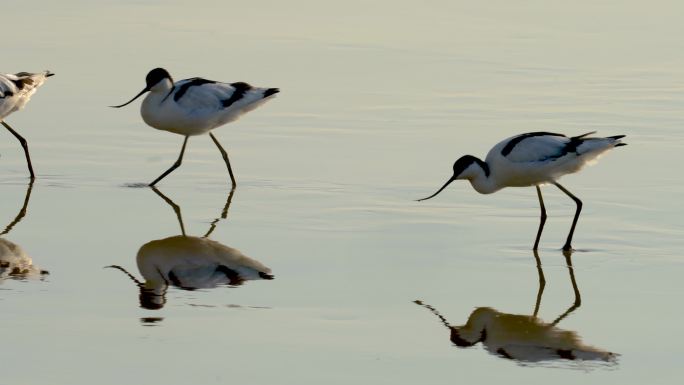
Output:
11,77,34,90
501,132,566,156
216,265,244,286
548,132,597,160
173,78,216,102
221,82,252,108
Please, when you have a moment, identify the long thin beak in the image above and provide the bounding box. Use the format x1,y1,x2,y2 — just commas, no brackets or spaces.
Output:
105,265,144,287
110,87,149,108
416,176,456,202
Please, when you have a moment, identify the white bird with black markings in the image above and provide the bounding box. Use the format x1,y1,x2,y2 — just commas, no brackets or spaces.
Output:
111,68,279,187
417,132,627,251
1,71,54,179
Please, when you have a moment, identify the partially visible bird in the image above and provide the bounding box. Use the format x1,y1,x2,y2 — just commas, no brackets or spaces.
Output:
0,238,48,282
111,68,279,187
417,132,626,250
1,71,54,179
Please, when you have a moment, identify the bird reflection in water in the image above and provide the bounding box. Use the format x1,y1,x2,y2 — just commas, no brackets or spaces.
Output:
0,180,48,281
415,251,617,366
107,187,273,310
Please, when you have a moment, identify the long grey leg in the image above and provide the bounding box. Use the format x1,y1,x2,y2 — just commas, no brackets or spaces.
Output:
552,182,582,251
149,136,188,187
533,185,547,250
209,132,236,188
2,121,35,179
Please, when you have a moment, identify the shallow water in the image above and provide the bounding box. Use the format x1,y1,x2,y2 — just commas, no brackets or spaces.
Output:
2,1,684,384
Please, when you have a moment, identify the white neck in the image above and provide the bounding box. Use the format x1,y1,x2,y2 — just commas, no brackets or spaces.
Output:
149,78,173,94
463,163,500,194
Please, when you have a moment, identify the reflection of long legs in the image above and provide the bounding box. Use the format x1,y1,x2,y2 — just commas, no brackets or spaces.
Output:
1,179,34,235
209,133,236,188
149,136,188,187
553,182,582,251
533,186,547,250
150,187,186,236
532,249,546,317
2,121,35,179
204,187,235,238
551,250,582,326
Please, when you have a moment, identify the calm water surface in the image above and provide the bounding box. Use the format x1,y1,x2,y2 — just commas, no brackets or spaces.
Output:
2,1,683,384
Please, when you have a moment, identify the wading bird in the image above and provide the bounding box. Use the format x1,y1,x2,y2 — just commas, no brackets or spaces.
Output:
417,132,626,250
0,71,54,179
111,68,279,187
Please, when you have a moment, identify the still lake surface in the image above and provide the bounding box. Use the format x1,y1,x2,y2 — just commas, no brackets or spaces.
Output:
2,1,683,383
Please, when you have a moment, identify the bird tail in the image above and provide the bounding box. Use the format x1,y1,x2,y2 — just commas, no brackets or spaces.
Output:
569,133,626,169
608,134,627,147
572,132,626,145
263,88,279,98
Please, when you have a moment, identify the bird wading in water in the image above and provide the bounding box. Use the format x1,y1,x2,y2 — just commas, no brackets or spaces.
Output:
417,132,626,251
0,71,54,179
111,68,279,187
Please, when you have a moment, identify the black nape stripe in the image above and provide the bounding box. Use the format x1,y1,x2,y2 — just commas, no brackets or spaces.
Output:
454,155,490,177
475,158,490,177
501,132,566,156
173,78,216,101
222,82,252,108
263,88,279,97
167,270,183,287
479,328,487,343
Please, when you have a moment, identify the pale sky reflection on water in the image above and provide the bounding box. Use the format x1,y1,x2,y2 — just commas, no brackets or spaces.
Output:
1,1,684,384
